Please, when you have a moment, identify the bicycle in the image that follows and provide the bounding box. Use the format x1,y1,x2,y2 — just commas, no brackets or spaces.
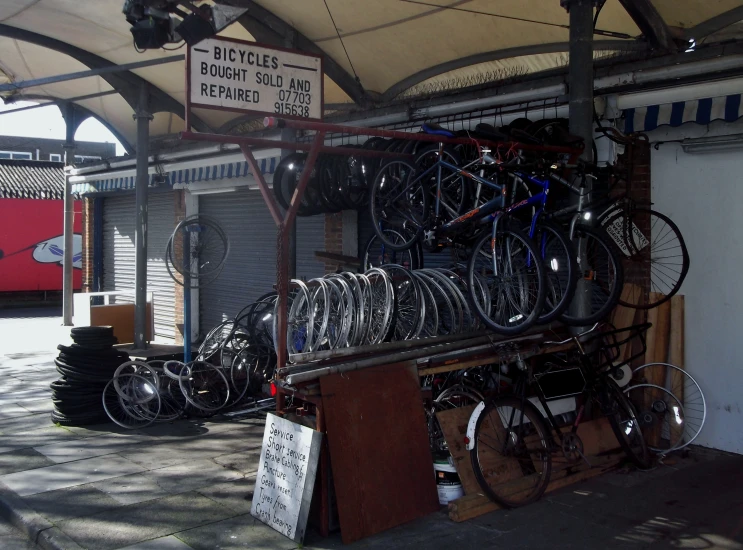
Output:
465,322,652,508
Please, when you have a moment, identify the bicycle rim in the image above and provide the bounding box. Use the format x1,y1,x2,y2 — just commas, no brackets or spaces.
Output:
471,396,552,508
534,220,578,325
602,208,689,309
559,224,623,326
467,227,546,335
602,378,651,468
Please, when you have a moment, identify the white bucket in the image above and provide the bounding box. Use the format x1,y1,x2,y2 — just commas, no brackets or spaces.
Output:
434,460,464,505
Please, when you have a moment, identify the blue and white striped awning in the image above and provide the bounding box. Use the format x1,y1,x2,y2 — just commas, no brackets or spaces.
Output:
624,94,743,133
72,156,279,195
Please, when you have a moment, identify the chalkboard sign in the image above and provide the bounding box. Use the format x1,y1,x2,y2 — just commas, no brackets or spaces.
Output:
251,413,323,542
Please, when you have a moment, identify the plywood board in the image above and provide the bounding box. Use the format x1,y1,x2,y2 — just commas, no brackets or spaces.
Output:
643,293,671,446
436,405,479,495
320,364,439,544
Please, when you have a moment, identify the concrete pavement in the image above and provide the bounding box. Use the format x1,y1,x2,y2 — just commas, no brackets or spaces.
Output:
0,308,742,550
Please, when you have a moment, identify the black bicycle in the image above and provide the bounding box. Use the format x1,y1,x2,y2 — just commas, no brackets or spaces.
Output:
467,323,652,508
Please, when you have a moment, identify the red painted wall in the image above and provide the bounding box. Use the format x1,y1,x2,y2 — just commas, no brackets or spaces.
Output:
0,199,82,291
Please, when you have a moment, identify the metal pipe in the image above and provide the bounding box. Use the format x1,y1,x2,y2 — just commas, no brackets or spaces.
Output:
0,55,184,93
565,0,595,326
62,103,76,326
134,83,151,349
281,126,298,279
285,332,544,385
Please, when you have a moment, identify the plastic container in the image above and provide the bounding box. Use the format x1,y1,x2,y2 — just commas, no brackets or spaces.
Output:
434,457,464,505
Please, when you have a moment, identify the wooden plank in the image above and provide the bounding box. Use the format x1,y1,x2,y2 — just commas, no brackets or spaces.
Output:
448,453,621,521
643,293,671,446
435,405,480,495
320,364,439,544
577,417,621,456
611,283,642,364
668,295,685,444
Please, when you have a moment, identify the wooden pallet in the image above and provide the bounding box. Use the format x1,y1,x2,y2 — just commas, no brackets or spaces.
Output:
448,452,622,522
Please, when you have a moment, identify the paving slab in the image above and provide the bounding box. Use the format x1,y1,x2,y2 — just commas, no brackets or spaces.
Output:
0,412,53,434
212,448,262,476
17,399,56,414
91,472,170,506
175,513,296,550
21,483,122,524
146,459,244,495
118,535,195,549
0,453,146,496
194,478,255,516
0,517,37,550
0,427,82,454
34,433,150,464
0,448,55,476
57,491,238,550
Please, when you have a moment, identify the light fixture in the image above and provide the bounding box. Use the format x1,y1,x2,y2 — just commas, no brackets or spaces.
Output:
189,186,238,196
681,134,743,154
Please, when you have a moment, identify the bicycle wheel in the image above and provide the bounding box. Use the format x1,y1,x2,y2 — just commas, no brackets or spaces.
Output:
601,378,652,469
602,208,689,309
411,272,439,337
364,268,395,344
559,224,623,326
470,396,552,508
467,226,546,335
623,384,686,454
362,228,419,271
533,220,578,325
631,362,706,450
382,265,422,341
370,160,429,251
179,361,230,413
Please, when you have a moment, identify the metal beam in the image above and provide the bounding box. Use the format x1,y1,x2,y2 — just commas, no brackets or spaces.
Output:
0,90,119,115
617,0,677,52
217,0,369,106
0,55,184,93
134,83,152,350
685,6,743,40
382,40,646,101
10,93,135,155
62,102,76,326
0,24,212,133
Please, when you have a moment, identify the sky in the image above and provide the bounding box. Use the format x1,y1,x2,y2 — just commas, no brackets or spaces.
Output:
0,101,125,156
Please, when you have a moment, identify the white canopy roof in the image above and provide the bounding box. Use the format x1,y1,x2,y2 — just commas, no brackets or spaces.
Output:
1,0,741,152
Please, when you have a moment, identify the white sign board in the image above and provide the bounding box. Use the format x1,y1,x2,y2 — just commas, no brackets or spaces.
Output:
188,37,323,120
251,413,323,543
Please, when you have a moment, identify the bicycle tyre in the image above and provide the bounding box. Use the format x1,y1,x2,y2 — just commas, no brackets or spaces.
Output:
415,144,470,220
369,160,429,251
559,224,624,326
533,219,578,325
601,208,689,310
602,378,652,469
467,225,546,335
470,396,552,508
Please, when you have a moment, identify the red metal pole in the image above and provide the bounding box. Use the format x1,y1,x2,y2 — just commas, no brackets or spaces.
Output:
240,144,283,227
286,132,325,227
263,117,583,155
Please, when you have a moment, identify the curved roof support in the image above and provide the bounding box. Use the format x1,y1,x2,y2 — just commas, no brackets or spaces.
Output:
617,0,678,52
0,24,212,133
217,0,371,107
685,7,743,41
382,40,648,101
17,93,135,155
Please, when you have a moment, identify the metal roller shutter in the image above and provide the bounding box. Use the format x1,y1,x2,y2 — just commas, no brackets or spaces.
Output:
295,215,326,280
199,190,327,333
102,193,176,341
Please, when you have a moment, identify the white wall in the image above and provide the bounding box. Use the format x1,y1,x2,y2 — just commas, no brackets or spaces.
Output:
648,119,743,454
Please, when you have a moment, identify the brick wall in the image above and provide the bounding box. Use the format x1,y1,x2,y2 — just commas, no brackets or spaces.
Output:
324,212,344,273
81,197,94,293
174,190,186,344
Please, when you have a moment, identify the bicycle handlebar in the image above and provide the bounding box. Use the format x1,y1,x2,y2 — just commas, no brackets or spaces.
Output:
543,323,600,346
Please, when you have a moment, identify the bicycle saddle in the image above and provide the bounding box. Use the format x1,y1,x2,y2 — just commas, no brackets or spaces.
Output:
421,122,455,138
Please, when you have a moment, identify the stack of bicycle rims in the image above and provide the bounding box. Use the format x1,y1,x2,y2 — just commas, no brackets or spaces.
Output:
51,327,130,426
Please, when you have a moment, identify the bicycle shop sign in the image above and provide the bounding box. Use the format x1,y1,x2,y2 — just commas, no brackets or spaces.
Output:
187,37,323,120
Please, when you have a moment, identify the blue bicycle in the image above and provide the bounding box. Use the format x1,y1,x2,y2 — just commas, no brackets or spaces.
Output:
370,131,622,333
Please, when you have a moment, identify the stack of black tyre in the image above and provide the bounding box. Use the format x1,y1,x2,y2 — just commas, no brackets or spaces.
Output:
51,326,130,426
